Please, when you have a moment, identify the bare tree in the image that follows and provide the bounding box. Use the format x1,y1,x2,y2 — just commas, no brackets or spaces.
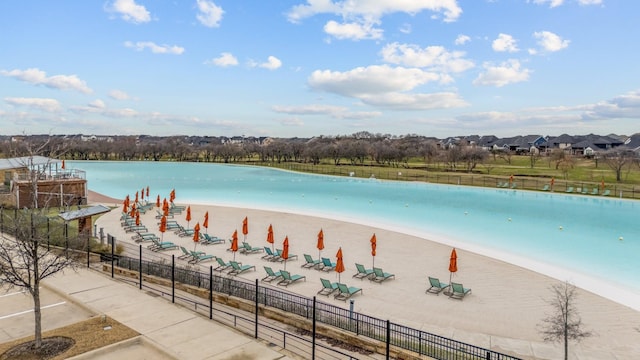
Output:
0,146,79,350
601,148,636,182
538,282,592,360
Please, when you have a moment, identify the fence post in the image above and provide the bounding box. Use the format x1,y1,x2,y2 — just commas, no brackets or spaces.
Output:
312,296,316,360
386,319,390,360
209,266,213,320
139,245,142,290
110,235,115,278
86,236,90,268
171,254,175,303
254,279,259,339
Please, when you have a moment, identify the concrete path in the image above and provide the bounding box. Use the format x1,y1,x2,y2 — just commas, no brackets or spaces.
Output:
43,268,294,360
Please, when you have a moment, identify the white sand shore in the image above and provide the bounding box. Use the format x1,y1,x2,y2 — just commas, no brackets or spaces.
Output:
89,191,640,359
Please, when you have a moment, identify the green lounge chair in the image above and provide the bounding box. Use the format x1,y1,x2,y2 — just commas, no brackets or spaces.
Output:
240,242,264,254
228,260,255,275
602,189,610,196
541,184,550,191
262,247,277,261
449,282,472,300
261,266,283,282
319,257,336,272
334,283,362,301
276,270,306,287
189,251,215,264
201,233,225,245
370,267,395,283
124,225,147,233
148,238,178,251
132,231,159,243
155,210,174,219
353,263,374,279
426,277,449,294
566,187,574,193
214,257,233,272
590,188,599,195
510,182,517,189
318,278,339,296
302,254,322,269
274,249,298,262
581,187,589,194
178,246,196,260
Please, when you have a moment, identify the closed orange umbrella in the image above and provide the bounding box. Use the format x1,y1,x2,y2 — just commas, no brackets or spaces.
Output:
170,189,176,203
317,229,324,260
193,222,200,250
156,195,160,208
242,216,248,241
123,200,128,213
159,215,167,240
203,211,209,234
449,248,458,286
231,230,239,260
185,206,191,229
129,203,136,217
370,233,377,268
135,191,139,204
266,224,274,252
135,211,140,226
61,159,65,169
282,236,289,270
335,247,345,283
163,198,169,216
146,186,150,198
141,187,145,201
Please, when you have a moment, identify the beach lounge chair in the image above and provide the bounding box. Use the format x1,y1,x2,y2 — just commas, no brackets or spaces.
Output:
261,266,283,282
353,263,374,280
228,260,255,275
262,247,277,261
541,184,550,191
155,210,173,219
274,249,298,262
370,267,395,283
426,277,449,294
132,232,159,243
201,233,225,245
302,254,321,269
319,257,336,272
318,278,339,296
240,242,264,254
124,225,147,233
566,187,574,193
510,182,517,189
178,246,197,260
214,257,233,272
581,187,589,194
334,283,362,301
189,251,215,264
602,189,610,196
449,282,472,300
591,188,599,195
276,270,306,287
148,238,178,251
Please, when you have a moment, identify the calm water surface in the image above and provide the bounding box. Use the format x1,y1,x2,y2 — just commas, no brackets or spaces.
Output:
72,161,640,308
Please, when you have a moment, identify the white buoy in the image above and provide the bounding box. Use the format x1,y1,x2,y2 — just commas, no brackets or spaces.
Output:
559,226,563,231
464,211,468,215
619,236,624,241
405,204,409,207
508,218,512,222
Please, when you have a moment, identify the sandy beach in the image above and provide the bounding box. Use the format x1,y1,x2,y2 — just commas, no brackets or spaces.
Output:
88,190,640,359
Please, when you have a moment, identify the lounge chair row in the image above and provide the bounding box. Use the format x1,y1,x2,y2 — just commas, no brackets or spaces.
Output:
426,276,471,300
259,247,298,262
317,278,362,301
352,263,395,283
213,258,256,275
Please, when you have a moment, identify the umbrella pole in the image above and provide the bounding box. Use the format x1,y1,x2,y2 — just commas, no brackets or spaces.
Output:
284,259,287,271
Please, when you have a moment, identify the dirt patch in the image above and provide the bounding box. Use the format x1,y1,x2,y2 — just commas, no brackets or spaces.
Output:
0,316,139,360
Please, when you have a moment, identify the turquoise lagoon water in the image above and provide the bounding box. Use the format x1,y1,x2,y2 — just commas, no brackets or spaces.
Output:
72,161,640,309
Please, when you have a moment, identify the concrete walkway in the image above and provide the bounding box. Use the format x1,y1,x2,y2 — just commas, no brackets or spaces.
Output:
43,268,295,360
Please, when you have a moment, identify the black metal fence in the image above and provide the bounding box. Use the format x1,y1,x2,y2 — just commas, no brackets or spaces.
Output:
110,254,521,360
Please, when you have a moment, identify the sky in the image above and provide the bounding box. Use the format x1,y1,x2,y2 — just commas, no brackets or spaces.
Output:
1,0,638,138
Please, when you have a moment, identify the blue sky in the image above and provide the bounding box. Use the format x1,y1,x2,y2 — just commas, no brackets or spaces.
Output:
1,0,638,138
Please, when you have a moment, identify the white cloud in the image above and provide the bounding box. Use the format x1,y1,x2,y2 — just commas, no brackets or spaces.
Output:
196,0,224,28
272,104,382,119
287,1,463,24
308,64,467,110
533,31,570,52
107,0,151,23
492,33,519,52
473,59,530,87
109,89,130,100
455,34,470,45
207,52,238,67
309,65,440,97
380,42,474,75
259,56,282,70
323,20,383,40
5,97,62,112
531,0,564,8
88,99,106,109
124,41,185,54
578,0,602,5
280,117,305,126
0,68,92,94
399,23,412,34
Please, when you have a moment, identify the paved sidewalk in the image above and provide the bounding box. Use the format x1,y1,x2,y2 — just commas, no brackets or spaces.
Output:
43,268,294,360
